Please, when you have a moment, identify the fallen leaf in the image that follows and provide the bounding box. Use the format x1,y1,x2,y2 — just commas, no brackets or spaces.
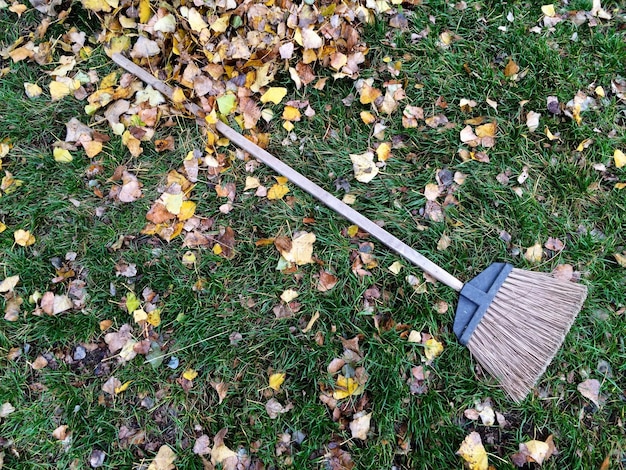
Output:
210,381,228,404
102,376,121,395
526,111,541,132
183,368,198,381
512,435,556,467
317,270,338,292
457,432,488,470
504,58,520,77
277,231,315,265
147,445,176,470
350,152,379,183
14,229,36,246
349,411,372,440
118,171,142,203
269,372,286,391
524,243,543,263
52,424,69,440
0,275,19,293
0,402,15,418
193,435,211,455
31,355,48,370
260,87,287,105
265,398,293,419
332,375,363,400
614,149,626,168
577,378,601,407
424,338,444,361
541,4,556,17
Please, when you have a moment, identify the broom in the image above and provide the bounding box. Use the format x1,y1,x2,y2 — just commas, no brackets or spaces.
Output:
111,53,588,402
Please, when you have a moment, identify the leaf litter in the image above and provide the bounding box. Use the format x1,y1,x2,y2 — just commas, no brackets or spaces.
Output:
1,0,624,467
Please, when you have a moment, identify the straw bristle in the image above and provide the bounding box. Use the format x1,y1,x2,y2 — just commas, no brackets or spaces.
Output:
466,268,587,402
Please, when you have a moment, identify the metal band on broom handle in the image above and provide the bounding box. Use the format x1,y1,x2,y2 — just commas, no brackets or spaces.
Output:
112,53,465,292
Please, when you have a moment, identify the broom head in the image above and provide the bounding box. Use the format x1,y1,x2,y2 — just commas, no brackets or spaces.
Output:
454,263,588,402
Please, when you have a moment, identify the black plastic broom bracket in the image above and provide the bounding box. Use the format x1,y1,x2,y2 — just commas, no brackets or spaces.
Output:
454,263,513,346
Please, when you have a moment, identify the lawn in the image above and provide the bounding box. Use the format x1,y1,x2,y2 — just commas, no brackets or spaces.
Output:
0,0,625,469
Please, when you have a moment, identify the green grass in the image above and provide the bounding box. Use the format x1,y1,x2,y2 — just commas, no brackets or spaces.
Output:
1,1,625,469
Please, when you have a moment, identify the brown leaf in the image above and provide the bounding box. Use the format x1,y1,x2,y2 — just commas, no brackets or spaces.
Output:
504,58,520,77
210,381,229,404
52,424,69,440
317,270,338,292
31,355,48,370
216,226,236,259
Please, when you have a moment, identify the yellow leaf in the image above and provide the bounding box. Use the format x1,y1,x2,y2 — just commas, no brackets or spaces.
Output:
147,445,176,470
359,82,382,105
282,106,301,121
99,71,118,89
504,58,520,77
541,4,556,17
424,338,444,361
614,253,626,268
614,149,626,168
82,140,103,158
475,122,497,138
14,229,35,247
269,372,286,391
360,111,377,124
615,182,626,189
115,380,132,394
274,176,288,185
183,369,198,381
133,308,148,323
333,375,363,400
524,242,543,263
376,142,392,161
282,121,295,132
260,87,288,105
280,289,299,304
347,225,359,237
595,86,605,97
213,244,223,255
138,0,151,23
53,147,73,163
457,432,489,470
523,440,551,465
178,201,196,221
388,261,403,275
244,176,260,191
24,82,42,98
350,152,379,183
186,7,208,31
49,80,71,101
576,138,593,152
0,222,6,233
211,15,230,33
147,309,161,327
171,87,186,103
279,231,316,265
267,183,289,200
161,192,184,215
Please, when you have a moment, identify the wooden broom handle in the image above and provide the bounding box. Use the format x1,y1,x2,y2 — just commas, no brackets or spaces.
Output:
111,53,465,292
